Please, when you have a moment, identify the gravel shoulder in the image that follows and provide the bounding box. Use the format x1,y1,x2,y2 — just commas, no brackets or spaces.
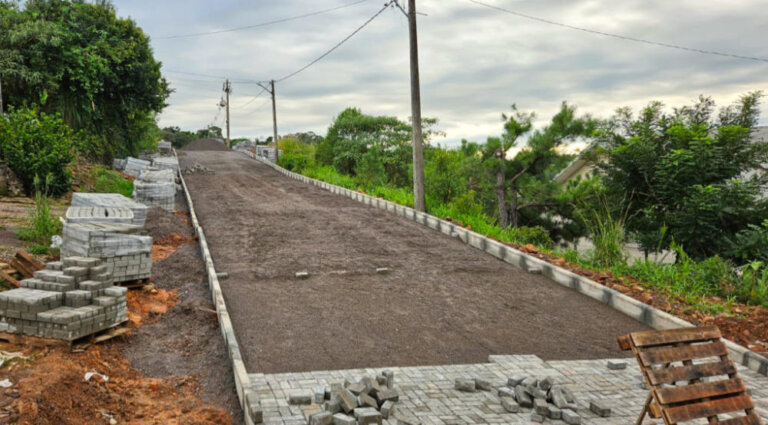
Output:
179,149,650,374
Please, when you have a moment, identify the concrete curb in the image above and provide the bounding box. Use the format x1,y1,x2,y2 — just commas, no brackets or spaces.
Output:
241,150,768,377
176,150,261,424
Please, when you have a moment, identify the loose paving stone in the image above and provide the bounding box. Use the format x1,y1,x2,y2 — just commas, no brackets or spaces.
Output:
497,387,515,399
607,360,628,370
309,411,333,425
354,407,382,425
332,413,356,425
549,406,562,419
590,400,611,417
375,268,390,275
380,400,395,419
514,385,533,408
539,377,554,391
533,398,549,417
324,400,341,414
507,375,526,387
382,370,394,389
500,397,520,413
358,393,378,409
551,387,569,408
376,375,387,386
375,388,399,404
348,382,367,395
288,390,313,405
295,271,310,280
339,389,358,413
562,409,581,425
315,386,327,404
530,412,545,423
474,378,492,391
454,378,476,392
395,416,420,425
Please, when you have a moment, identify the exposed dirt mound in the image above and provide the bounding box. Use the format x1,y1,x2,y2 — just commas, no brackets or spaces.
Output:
0,343,232,425
144,207,193,239
182,139,229,151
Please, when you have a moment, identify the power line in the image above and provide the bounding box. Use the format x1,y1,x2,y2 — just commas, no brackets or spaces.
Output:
234,88,267,109
467,0,768,63
277,0,395,82
156,0,371,40
164,70,266,84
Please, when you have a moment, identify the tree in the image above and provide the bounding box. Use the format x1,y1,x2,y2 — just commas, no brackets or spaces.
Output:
485,103,596,241
597,92,768,260
195,126,222,139
0,0,170,160
160,126,195,148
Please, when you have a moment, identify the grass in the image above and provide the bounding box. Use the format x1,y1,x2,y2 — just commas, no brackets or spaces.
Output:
88,167,133,197
290,160,768,312
17,175,61,254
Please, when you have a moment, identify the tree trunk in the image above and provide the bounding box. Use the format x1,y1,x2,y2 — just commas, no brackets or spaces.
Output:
496,168,508,228
510,187,519,228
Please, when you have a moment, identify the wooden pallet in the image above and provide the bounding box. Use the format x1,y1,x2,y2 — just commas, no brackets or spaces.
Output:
117,278,151,289
619,326,763,425
9,250,44,279
0,321,130,351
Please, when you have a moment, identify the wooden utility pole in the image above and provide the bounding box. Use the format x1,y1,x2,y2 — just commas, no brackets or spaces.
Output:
269,80,279,162
224,79,231,148
408,0,425,212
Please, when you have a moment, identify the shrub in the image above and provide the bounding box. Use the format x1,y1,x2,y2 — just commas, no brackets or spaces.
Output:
726,220,768,263
734,261,768,306
576,196,628,268
0,108,74,196
277,137,315,172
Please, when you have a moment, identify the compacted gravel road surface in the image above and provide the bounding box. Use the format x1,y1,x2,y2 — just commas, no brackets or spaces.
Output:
179,147,648,374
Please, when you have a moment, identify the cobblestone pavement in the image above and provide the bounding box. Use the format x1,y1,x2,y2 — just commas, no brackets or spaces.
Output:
249,355,768,425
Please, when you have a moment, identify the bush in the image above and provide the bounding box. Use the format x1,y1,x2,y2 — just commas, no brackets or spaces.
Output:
726,220,768,263
576,196,628,268
734,261,768,306
0,108,74,196
277,137,315,172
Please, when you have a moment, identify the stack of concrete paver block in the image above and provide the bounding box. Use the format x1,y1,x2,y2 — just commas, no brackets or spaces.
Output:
255,146,281,162
151,156,180,176
62,222,152,283
112,158,127,172
65,206,134,225
133,167,176,211
455,375,585,424
123,157,151,177
71,193,148,227
158,140,172,153
293,371,399,425
0,257,127,340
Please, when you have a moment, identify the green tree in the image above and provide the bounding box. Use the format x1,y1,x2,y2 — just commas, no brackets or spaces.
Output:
597,93,768,260
161,126,195,148
0,0,169,160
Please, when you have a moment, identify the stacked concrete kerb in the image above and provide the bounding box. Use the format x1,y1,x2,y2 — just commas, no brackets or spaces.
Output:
158,140,172,154
123,157,151,177
133,167,176,211
65,206,134,225
112,158,127,172
241,150,768,378
152,156,180,176
176,149,260,425
0,257,127,340
71,193,148,227
62,222,152,283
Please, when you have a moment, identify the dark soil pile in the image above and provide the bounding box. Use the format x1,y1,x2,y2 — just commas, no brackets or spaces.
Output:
182,139,229,151
144,207,193,239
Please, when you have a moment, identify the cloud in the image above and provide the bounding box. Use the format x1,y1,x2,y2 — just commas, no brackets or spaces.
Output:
113,0,768,146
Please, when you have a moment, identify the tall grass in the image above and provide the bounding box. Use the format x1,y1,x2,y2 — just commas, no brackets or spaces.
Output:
17,175,61,247
90,167,133,197
576,197,628,268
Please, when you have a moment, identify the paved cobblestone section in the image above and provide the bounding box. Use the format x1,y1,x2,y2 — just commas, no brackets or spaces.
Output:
249,355,768,425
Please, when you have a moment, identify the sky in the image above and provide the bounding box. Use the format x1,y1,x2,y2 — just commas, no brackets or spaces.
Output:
112,0,768,147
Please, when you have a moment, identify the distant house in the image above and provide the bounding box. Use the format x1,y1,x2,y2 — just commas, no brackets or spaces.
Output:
553,126,768,187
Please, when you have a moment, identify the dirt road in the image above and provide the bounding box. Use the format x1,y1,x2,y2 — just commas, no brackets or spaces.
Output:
179,149,648,374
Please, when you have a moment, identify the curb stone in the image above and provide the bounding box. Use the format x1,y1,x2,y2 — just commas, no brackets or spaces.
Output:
242,150,768,377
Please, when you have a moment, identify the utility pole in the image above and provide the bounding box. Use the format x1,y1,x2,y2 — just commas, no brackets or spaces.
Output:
224,79,231,148
271,80,279,162
408,0,425,212
259,80,279,162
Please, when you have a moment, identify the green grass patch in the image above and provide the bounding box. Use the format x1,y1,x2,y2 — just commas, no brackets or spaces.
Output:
89,167,133,197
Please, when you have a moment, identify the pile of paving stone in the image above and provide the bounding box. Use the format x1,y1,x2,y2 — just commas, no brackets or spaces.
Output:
151,156,180,176
182,163,215,175
290,371,399,425
0,257,127,340
61,221,152,283
71,193,148,227
123,157,151,177
65,206,135,225
133,167,176,212
158,140,172,154
455,375,609,424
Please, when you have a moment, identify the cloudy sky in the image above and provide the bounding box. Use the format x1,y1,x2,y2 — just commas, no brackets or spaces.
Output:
112,0,768,147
